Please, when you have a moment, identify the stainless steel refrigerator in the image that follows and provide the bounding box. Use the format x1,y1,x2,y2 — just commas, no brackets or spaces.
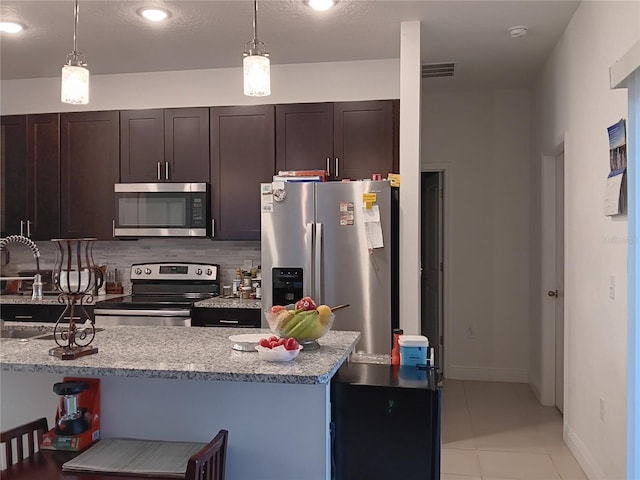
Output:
260,180,397,355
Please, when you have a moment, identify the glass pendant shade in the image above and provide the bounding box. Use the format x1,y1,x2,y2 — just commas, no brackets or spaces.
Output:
61,64,90,104
243,54,271,97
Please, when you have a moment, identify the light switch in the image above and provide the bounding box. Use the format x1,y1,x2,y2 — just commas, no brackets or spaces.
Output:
609,275,616,300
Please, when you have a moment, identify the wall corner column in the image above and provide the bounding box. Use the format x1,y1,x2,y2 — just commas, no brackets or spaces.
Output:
399,21,422,334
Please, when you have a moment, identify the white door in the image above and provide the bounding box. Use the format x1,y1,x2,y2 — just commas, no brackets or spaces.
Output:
554,152,565,413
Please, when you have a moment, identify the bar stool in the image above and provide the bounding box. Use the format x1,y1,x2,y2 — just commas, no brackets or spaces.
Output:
1,417,49,469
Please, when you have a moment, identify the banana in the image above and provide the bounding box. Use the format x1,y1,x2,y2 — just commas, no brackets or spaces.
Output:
281,310,315,336
286,312,318,339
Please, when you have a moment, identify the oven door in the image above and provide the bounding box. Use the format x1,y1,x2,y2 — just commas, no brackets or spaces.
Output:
114,183,210,237
94,308,191,326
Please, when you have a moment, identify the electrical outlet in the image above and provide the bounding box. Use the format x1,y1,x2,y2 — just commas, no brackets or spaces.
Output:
609,275,616,300
600,397,605,422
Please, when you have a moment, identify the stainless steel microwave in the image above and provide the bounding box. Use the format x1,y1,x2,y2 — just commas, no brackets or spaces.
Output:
114,183,210,237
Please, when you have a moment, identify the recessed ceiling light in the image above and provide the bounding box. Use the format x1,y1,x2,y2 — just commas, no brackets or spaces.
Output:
138,8,171,22
0,22,25,33
508,26,528,38
305,0,337,12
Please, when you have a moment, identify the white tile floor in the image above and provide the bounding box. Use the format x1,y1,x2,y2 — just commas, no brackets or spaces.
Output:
441,380,587,480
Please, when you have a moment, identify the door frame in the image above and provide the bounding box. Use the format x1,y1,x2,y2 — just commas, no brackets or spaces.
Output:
540,135,568,408
421,163,450,376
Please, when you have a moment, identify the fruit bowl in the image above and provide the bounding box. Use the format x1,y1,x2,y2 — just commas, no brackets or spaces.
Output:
255,344,303,362
264,306,335,348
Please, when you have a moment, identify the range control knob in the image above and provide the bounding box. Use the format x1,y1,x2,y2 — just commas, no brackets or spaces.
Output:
206,268,213,276
134,268,142,275
145,268,152,275
196,268,203,275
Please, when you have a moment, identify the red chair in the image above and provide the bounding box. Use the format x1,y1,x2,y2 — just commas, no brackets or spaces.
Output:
1,417,49,469
185,429,228,480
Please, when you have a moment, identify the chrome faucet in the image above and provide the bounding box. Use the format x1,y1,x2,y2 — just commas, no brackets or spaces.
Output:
0,235,42,299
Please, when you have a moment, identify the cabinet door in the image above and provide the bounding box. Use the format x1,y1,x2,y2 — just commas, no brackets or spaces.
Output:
120,109,164,182
60,111,119,239
0,115,28,236
275,103,333,176
27,114,60,240
164,108,210,182
333,100,397,180
210,105,275,240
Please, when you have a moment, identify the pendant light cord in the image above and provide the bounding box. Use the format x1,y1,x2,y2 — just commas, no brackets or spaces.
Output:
252,0,258,47
72,0,79,56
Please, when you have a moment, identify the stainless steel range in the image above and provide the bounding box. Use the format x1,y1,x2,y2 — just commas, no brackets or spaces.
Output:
94,262,220,326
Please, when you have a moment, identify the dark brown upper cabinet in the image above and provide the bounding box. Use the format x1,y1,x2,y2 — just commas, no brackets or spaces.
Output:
333,100,398,181
0,114,60,240
120,108,209,183
210,105,275,240
274,100,398,181
26,114,60,240
1,115,28,237
60,111,119,240
275,102,333,176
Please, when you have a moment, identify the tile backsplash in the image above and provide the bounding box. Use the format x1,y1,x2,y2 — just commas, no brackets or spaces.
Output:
2,238,261,289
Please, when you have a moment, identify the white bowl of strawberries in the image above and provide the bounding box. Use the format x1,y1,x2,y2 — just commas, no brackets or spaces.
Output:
255,336,303,362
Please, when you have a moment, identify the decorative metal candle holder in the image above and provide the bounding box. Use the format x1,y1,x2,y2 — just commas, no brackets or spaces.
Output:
51,238,103,360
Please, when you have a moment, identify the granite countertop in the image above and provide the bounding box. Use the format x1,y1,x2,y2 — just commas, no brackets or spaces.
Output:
0,324,360,385
194,296,262,309
0,293,128,305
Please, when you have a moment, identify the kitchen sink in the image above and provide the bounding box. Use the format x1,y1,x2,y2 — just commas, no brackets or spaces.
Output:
0,328,49,339
1,327,103,340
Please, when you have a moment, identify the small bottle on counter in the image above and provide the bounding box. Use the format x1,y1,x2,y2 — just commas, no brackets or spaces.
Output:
391,328,403,366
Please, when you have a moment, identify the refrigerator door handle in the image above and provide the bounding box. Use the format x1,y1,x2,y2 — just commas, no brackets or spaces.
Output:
315,223,323,303
305,222,315,297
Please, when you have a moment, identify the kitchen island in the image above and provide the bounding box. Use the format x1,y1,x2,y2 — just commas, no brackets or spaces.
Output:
1,325,360,480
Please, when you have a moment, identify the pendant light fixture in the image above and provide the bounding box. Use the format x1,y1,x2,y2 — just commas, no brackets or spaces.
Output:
61,0,89,104
243,0,270,97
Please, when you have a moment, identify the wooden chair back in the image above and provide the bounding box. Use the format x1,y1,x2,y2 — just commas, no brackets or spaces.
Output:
185,429,228,480
1,417,49,469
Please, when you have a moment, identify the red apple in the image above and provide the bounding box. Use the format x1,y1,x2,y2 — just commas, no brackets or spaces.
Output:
295,296,317,311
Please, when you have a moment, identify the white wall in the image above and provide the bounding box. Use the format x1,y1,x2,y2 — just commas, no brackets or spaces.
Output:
0,59,399,114
531,1,639,478
421,88,531,382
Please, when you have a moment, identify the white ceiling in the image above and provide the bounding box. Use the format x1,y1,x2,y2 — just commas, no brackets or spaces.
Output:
0,0,580,91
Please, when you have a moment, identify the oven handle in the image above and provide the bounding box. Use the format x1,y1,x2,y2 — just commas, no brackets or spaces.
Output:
93,309,191,317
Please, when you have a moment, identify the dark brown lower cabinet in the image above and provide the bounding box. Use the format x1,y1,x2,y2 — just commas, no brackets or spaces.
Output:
192,308,260,328
0,304,95,323
210,105,275,240
60,111,119,240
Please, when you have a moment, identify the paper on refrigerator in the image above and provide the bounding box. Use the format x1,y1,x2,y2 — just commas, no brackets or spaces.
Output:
362,205,384,249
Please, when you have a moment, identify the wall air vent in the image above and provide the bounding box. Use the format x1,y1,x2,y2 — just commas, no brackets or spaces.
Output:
421,62,455,78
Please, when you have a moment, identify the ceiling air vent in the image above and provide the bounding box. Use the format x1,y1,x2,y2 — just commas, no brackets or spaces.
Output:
421,62,455,78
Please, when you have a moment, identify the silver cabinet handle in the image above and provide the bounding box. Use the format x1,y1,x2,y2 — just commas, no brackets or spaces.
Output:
165,161,170,180
335,157,339,178
20,220,24,236
326,157,331,177
112,220,115,238
157,162,162,180
26,220,31,237
219,319,239,324
15,315,33,319
211,219,215,238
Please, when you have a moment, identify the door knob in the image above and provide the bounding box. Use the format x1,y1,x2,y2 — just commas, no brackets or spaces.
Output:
548,290,559,298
